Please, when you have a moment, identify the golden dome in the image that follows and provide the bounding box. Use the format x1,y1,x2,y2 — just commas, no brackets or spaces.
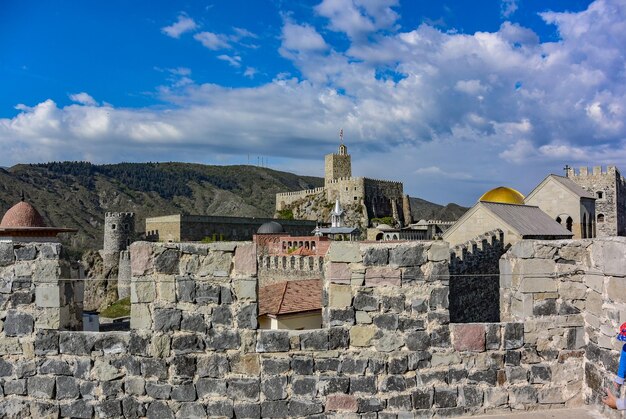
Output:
479,186,525,204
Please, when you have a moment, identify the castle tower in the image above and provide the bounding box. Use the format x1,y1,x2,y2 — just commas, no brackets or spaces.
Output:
325,130,352,185
567,165,626,236
103,212,135,253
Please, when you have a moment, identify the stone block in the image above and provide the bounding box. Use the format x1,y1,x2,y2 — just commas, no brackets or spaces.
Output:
329,307,355,326
35,285,60,308
362,245,389,266
327,262,352,284
176,277,195,302
329,327,350,349
373,313,398,330
329,283,352,308
146,401,174,419
177,403,207,419
39,359,71,375
429,287,449,309
237,303,258,329
429,242,450,262
261,401,289,418
154,249,179,274
180,313,207,333
233,403,260,419
300,330,329,350
364,266,401,286
291,356,314,375
125,377,145,396
130,242,153,276
510,385,538,404
4,310,33,336
60,400,93,419
538,387,565,404
349,376,377,394
56,376,79,399
146,382,172,399
453,324,486,352
153,308,181,332
228,378,259,401
531,364,552,383
234,243,257,276
504,323,524,349
263,357,290,375
256,330,290,352
262,376,288,400
328,242,361,263
356,311,372,324
431,352,462,367
198,251,232,277
131,280,156,303
130,304,151,330
289,400,323,417
412,388,434,409
389,244,427,267
349,325,376,347
4,379,27,396
357,397,384,413
195,282,221,304
205,329,240,351
141,358,168,380
171,383,197,401
315,357,341,372
353,292,378,311
0,242,14,266
234,279,257,301
156,278,175,302
28,376,55,399
212,305,233,326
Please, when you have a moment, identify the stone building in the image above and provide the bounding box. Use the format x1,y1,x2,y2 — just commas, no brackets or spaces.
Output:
525,174,596,239
566,165,626,236
443,187,573,247
313,200,360,241
145,214,315,243
258,279,322,330
276,137,412,228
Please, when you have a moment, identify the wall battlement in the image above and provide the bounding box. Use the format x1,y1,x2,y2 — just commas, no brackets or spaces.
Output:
567,165,619,177
363,177,403,186
276,187,325,198
0,238,621,417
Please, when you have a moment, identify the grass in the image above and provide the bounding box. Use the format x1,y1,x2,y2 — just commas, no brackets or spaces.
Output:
100,297,131,319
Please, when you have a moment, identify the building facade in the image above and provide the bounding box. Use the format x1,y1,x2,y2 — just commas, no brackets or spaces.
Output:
567,165,626,236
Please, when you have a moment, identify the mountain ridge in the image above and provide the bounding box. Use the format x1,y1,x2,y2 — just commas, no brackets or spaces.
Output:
0,162,466,252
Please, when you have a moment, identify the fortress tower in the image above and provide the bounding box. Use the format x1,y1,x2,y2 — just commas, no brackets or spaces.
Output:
324,131,352,185
567,165,626,236
103,212,136,299
103,212,135,253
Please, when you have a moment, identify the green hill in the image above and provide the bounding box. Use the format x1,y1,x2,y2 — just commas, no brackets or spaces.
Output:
0,162,467,253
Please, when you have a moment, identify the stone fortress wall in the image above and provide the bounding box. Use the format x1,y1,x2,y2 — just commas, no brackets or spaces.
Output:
1,237,624,417
567,165,626,237
449,230,505,324
275,187,326,211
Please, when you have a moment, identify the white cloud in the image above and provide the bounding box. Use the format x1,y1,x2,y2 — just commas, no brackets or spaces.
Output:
244,67,258,78
315,0,399,40
500,0,518,18
162,14,198,38
217,54,242,67
3,0,626,205
194,31,231,50
281,22,328,52
69,92,97,106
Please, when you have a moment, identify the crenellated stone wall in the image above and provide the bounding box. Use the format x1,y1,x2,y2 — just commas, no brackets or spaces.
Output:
0,239,609,418
449,230,505,323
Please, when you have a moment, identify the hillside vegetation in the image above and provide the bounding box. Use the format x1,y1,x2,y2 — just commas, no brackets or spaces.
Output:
0,162,466,253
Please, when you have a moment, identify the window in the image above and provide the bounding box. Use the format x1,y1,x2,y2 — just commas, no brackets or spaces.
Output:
596,191,604,199
111,224,116,230
566,217,573,232
598,213,605,223
556,217,562,224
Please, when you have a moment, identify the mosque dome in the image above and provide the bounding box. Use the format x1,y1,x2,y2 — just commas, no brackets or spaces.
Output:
479,187,525,205
0,200,46,228
375,224,395,231
257,221,285,234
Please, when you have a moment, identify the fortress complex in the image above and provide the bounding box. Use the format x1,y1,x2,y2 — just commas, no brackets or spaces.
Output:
276,139,412,228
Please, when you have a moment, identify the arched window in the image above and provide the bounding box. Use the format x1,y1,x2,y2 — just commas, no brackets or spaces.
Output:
598,214,605,223
566,217,573,232
556,217,562,225
375,233,383,241
596,191,604,199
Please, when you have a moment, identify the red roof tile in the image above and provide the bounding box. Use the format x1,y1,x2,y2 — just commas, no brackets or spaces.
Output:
259,279,322,316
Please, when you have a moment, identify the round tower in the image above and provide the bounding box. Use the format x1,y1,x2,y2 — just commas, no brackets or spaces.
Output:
103,212,135,254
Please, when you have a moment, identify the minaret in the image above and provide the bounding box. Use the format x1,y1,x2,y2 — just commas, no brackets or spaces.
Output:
324,128,352,185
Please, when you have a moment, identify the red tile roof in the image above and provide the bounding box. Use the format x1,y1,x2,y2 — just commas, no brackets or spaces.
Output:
259,279,322,316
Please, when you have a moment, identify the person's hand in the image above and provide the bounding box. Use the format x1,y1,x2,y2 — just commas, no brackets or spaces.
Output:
615,381,621,391
603,387,618,409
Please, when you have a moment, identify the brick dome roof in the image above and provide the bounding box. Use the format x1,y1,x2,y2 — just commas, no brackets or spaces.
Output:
0,200,46,228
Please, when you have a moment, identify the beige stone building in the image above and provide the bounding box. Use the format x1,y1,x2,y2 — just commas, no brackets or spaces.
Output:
525,174,596,239
443,187,573,247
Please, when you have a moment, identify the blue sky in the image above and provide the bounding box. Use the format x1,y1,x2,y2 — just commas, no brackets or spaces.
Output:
2,0,624,206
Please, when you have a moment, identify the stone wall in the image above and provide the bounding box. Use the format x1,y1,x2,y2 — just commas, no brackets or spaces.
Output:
275,187,325,211
325,153,352,185
500,237,626,418
449,230,505,323
568,165,626,236
0,239,600,418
